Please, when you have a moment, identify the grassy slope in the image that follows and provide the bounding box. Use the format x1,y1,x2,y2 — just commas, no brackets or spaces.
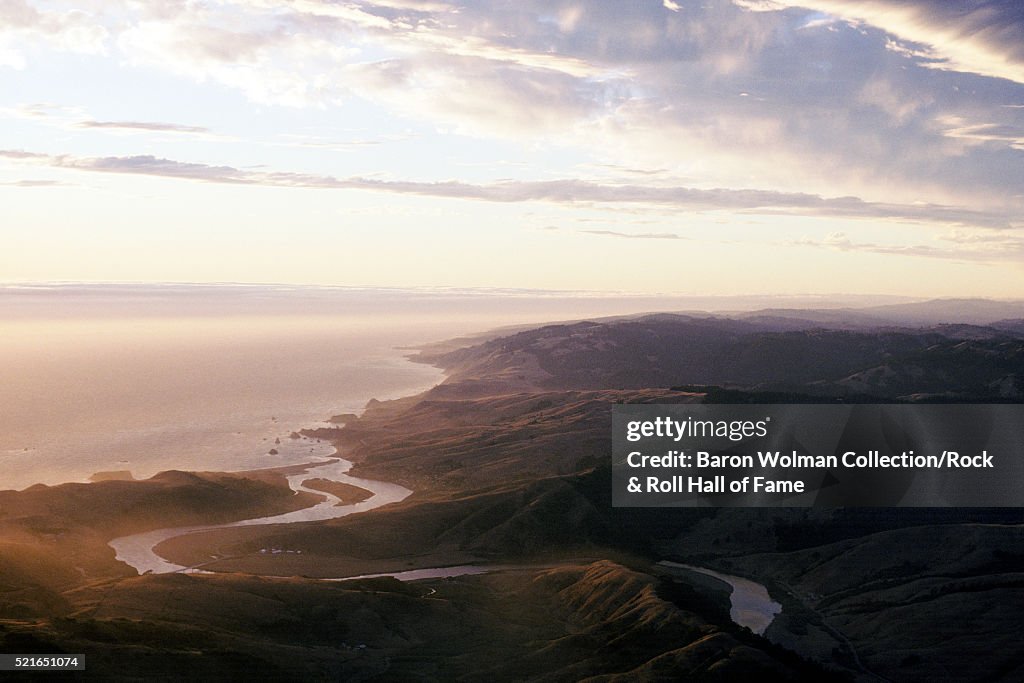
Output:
1,561,832,682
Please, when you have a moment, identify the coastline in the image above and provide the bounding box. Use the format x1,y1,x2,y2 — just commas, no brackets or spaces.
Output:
2,334,448,492
105,341,454,574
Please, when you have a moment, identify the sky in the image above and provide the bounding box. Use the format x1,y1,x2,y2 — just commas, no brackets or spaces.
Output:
1,0,1023,297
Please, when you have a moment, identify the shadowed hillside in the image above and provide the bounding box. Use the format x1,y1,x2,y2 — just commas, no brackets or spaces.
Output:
419,314,1024,400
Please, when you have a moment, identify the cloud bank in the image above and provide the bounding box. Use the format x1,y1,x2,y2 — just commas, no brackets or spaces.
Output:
3,0,1022,207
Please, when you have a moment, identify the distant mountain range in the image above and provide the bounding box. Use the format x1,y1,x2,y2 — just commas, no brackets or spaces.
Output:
731,298,1024,328
422,301,1024,401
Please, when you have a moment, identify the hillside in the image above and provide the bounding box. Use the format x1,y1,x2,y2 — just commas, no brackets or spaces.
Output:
419,314,1024,400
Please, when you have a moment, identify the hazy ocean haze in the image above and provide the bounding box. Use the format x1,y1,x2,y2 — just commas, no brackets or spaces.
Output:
0,284,915,490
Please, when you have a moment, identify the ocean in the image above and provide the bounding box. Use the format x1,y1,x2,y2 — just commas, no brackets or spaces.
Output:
0,297,447,489
0,283,718,490
1,284,902,490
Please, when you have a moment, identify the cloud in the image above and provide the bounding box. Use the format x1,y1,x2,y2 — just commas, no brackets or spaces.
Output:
793,229,1024,263
0,179,70,187
857,76,931,125
109,0,611,111
5,1,1023,212
580,229,686,239
346,54,611,136
1,148,1016,229
0,150,49,160
1,105,229,141
1,102,87,121
579,20,1024,204
937,115,1024,151
77,120,211,134
0,0,108,57
739,0,1024,84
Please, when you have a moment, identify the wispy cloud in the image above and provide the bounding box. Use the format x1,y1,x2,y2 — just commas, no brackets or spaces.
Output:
937,116,1024,151
0,179,71,187
2,105,221,140
793,229,1024,263
0,150,48,160
580,229,686,240
77,120,211,134
2,148,1016,229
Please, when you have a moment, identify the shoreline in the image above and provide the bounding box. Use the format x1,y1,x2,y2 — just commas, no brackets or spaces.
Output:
102,339,451,574
2,334,448,492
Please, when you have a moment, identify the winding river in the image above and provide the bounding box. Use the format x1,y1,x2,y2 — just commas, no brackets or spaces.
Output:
108,449,412,574
109,455,781,635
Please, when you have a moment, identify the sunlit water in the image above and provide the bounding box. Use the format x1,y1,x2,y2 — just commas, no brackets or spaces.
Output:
0,314,445,490
1,283,719,490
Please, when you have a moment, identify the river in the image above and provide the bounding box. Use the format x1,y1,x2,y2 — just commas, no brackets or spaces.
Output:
109,461,782,635
108,447,412,574
656,560,782,635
